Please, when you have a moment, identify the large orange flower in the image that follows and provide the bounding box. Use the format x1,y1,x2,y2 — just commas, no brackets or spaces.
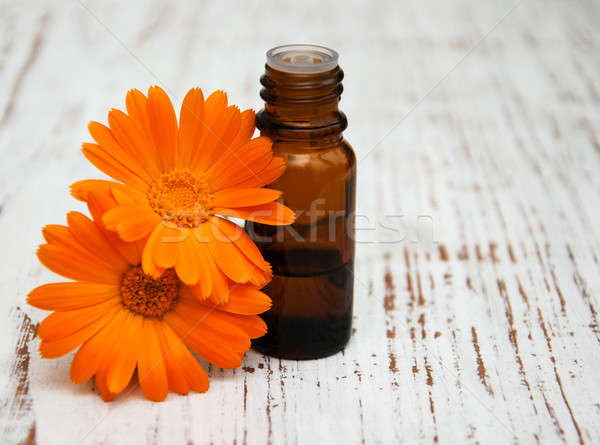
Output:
71,86,293,295
28,193,271,402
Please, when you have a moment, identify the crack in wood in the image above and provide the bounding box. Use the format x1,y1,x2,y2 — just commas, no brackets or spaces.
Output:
471,327,494,396
537,309,585,444
2,307,37,444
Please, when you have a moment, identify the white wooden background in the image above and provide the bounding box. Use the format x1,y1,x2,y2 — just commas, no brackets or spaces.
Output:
1,0,600,443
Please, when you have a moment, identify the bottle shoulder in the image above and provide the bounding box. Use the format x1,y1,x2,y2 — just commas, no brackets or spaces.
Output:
341,138,356,168
271,137,355,171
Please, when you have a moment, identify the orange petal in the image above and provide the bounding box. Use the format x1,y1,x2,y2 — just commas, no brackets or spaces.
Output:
28,282,119,311
89,120,156,183
208,216,271,271
110,182,147,205
181,290,269,336
230,156,287,189
106,313,143,394
203,90,228,128
95,361,117,402
41,224,118,278
37,244,121,285
113,209,160,242
71,179,145,205
202,222,252,284
83,189,142,266
215,201,295,226
70,308,129,384
162,230,258,303
82,142,149,192
177,87,205,168
182,232,216,298
37,298,121,341
214,285,272,315
103,204,160,242
173,300,251,347
70,179,115,202
154,224,183,269
220,313,267,339
138,319,169,402
164,312,244,369
142,224,163,277
155,321,190,395
207,137,273,191
247,260,273,287
212,187,282,208
108,109,162,178
125,88,152,138
174,234,202,285
40,221,115,269
204,218,271,288
42,224,85,251
230,109,255,148
193,106,241,171
39,305,120,358
67,211,129,271
205,260,232,304
142,223,185,271
147,85,177,171
159,323,209,393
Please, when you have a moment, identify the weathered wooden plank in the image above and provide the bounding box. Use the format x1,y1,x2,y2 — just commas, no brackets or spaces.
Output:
1,0,600,444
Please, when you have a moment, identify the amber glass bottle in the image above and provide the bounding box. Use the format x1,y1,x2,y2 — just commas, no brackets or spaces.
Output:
247,45,356,359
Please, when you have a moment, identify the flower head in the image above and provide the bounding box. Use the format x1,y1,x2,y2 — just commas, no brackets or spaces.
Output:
71,86,293,299
29,193,272,402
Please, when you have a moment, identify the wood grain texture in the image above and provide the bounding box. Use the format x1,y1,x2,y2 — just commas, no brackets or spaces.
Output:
1,0,599,443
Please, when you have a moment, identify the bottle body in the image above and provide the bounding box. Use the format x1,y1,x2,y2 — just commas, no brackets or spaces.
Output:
248,45,356,359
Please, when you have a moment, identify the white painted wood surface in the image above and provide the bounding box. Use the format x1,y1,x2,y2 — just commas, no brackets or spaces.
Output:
2,0,600,443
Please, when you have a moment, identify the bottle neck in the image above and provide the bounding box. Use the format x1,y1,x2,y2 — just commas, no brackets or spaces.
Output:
256,65,347,141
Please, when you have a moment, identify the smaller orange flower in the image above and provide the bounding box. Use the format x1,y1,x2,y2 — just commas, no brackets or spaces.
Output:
72,86,294,298
28,192,271,402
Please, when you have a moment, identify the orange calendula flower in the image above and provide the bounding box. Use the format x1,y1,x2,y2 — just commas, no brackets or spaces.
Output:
71,85,293,296
28,193,271,402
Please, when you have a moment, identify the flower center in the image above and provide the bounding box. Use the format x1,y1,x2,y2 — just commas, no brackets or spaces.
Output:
148,170,213,227
120,266,179,318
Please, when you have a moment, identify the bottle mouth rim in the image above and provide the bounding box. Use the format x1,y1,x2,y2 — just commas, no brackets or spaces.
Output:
266,44,339,73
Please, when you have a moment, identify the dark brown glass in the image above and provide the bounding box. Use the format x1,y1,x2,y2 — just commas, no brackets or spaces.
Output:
247,46,356,359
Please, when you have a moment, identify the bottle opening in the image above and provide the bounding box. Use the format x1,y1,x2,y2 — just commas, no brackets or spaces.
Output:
266,44,338,74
